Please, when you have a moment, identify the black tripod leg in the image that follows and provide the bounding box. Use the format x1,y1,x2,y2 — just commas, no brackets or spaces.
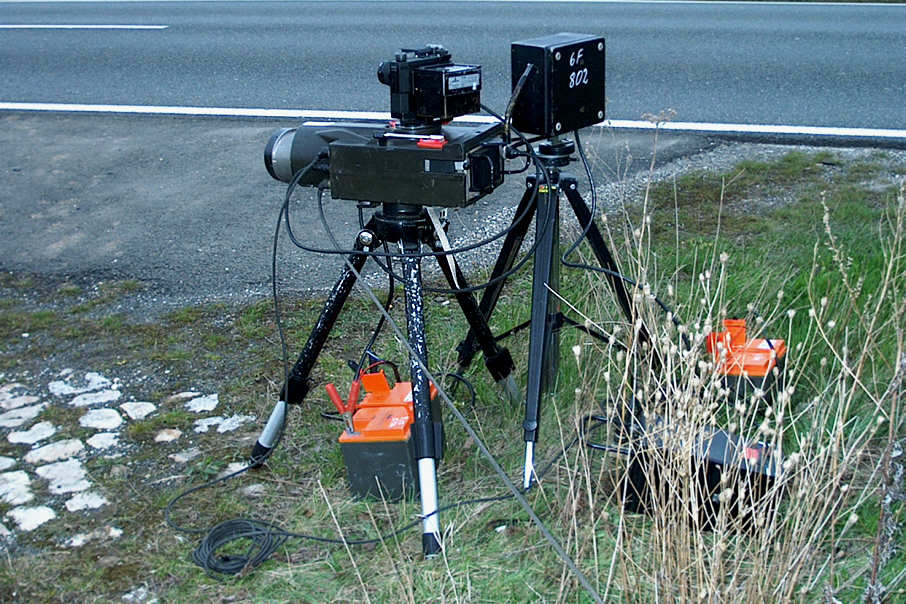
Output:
399,239,443,556
431,242,519,403
250,232,377,466
561,175,652,347
522,179,560,489
456,178,538,373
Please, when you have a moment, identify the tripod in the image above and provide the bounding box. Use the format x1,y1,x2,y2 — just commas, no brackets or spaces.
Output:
251,135,648,555
250,201,519,556
455,137,650,489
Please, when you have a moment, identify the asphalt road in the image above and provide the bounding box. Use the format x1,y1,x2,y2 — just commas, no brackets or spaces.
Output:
1,1,904,310
2,1,905,128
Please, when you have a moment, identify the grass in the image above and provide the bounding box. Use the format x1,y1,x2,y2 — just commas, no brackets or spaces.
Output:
0,145,904,602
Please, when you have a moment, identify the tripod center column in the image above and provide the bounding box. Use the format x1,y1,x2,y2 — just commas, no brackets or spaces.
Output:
398,220,443,556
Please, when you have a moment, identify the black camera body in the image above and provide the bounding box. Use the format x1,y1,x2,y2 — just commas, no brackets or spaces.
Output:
265,44,499,208
378,45,482,128
265,119,503,208
330,121,503,208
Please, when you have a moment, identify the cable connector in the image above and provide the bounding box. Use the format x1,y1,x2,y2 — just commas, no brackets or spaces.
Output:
326,381,360,434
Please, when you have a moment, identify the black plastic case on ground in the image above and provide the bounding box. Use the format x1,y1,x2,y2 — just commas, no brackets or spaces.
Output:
341,436,419,501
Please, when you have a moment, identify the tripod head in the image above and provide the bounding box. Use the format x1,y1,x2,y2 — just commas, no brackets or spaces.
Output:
535,138,576,169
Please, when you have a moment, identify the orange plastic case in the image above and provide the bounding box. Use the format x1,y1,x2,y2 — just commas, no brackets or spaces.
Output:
337,370,437,500
706,319,786,378
706,319,786,411
338,370,437,444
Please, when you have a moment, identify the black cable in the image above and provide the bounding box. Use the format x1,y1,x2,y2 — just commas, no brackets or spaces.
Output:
256,165,320,468
560,130,599,267
282,165,540,264
310,168,552,297
284,177,546,296
553,131,692,351
504,63,534,141
165,373,586,578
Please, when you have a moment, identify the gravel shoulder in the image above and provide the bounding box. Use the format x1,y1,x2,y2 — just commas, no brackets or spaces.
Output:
1,112,715,318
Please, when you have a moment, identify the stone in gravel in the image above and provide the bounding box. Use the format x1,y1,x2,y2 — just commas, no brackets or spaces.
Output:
164,391,201,404
0,403,46,428
35,459,91,494
168,447,201,463
193,416,224,433
24,439,84,465
122,585,153,603
48,371,111,396
87,432,120,449
1,394,39,411
65,491,109,512
217,462,247,479
6,505,56,531
216,414,256,433
184,394,218,413
0,382,25,393
154,429,182,443
0,457,14,471
79,408,123,430
0,471,33,505
67,533,89,547
119,402,156,420
0,382,27,402
8,421,56,445
69,389,121,408
67,525,122,547
242,483,266,497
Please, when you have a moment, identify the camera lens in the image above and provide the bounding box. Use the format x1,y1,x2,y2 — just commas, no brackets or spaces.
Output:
263,128,296,182
377,62,392,86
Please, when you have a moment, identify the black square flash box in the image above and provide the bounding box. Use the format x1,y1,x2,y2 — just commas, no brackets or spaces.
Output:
510,32,606,138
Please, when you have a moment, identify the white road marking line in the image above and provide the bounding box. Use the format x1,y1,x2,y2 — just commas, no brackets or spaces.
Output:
0,24,167,29
0,102,904,143
0,103,412,121
0,0,901,6
603,119,906,141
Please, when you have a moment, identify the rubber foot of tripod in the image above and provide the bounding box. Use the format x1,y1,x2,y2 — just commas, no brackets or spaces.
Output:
248,440,272,468
422,533,442,557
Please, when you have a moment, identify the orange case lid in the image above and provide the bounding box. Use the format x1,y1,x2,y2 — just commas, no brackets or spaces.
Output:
706,319,786,377
339,373,437,442
339,405,413,443
360,370,391,395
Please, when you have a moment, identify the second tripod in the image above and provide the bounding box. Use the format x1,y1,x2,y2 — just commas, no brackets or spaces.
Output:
456,137,651,489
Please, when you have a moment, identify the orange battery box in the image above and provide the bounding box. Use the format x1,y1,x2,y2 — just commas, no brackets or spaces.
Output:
706,319,786,408
337,370,436,500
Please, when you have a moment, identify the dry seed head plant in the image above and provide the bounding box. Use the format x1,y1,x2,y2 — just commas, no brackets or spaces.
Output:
543,175,905,601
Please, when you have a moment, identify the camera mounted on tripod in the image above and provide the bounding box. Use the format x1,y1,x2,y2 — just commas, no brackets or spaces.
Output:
264,44,504,208
264,33,609,208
